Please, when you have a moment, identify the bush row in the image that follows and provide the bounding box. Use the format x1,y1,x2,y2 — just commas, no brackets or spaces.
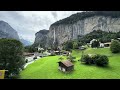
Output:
80,54,109,66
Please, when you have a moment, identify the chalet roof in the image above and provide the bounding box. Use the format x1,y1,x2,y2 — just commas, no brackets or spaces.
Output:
59,60,74,67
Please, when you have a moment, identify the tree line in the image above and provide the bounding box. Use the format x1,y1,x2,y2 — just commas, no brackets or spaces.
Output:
51,11,120,26
63,30,120,51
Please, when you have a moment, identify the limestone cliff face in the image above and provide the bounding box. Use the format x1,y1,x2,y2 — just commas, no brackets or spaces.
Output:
48,16,120,46
34,29,49,47
0,21,19,40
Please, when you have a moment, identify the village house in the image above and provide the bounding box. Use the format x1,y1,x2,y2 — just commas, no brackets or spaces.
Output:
90,39,97,45
99,42,104,48
90,39,112,48
23,52,35,62
23,52,40,62
58,60,74,72
104,42,111,47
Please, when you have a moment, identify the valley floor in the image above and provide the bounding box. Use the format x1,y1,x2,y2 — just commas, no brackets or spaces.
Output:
20,48,120,79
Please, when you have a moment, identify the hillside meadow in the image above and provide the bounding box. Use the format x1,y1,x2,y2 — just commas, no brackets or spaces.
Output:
20,48,120,79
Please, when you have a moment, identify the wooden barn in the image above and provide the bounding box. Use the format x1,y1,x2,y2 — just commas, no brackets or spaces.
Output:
58,60,74,72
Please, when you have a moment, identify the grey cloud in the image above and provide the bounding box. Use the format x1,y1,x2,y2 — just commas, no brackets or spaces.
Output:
51,11,58,20
0,11,82,42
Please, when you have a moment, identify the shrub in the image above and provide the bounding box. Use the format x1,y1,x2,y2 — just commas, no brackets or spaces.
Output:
91,40,100,48
73,41,79,49
26,59,28,63
67,55,76,62
95,55,109,66
80,55,92,64
59,57,64,61
80,54,109,66
24,45,37,53
91,54,101,64
110,40,120,53
63,41,73,51
33,56,37,60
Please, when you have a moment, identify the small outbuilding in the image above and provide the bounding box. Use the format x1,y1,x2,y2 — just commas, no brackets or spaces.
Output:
58,60,74,72
104,42,111,47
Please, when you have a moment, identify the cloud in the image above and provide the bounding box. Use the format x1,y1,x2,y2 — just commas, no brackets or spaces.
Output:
51,11,58,20
0,11,82,43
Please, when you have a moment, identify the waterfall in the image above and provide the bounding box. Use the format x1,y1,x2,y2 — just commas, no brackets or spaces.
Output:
53,29,55,44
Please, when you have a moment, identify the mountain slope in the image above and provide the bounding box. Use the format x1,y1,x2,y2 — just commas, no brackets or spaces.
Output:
20,38,32,46
34,29,49,47
0,20,19,40
48,11,120,46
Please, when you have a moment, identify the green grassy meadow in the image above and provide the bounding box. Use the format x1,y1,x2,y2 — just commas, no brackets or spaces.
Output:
20,48,120,79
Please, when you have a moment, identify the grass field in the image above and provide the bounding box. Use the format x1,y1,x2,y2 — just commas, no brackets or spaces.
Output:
20,48,120,79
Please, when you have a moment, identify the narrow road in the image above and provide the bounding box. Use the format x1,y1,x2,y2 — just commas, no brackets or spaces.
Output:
24,57,41,69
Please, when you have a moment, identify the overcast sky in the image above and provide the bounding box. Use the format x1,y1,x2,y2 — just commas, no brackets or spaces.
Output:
0,11,82,43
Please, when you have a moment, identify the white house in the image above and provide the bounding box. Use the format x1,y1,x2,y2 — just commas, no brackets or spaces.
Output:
100,42,104,48
24,53,35,62
90,39,97,45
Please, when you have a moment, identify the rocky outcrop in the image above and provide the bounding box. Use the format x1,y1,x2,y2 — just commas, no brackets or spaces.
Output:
34,12,120,48
48,15,120,46
0,21,19,40
34,29,49,47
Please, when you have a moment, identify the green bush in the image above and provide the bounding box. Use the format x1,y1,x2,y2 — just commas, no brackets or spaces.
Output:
95,55,109,66
80,54,109,66
110,40,120,53
73,41,78,49
59,57,64,61
63,40,73,51
81,55,93,64
91,40,100,48
91,54,101,64
24,45,37,53
26,59,28,63
67,55,76,62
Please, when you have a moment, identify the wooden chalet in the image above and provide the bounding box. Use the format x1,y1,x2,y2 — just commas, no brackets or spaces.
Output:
58,60,74,72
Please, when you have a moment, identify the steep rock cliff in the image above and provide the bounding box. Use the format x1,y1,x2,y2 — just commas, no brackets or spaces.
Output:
34,29,49,47
48,15,120,46
34,11,120,47
0,21,19,40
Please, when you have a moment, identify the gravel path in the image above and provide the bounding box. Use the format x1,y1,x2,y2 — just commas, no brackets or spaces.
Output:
24,57,41,69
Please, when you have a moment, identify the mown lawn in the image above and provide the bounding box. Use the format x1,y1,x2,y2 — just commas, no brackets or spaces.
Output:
20,48,120,79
